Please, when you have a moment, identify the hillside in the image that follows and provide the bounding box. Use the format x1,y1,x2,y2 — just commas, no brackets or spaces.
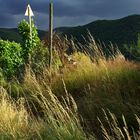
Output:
1,15,140,50
0,28,22,42
55,15,140,49
0,28,46,43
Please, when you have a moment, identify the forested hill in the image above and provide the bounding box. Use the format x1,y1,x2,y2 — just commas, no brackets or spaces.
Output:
55,15,140,48
0,28,46,43
1,14,140,48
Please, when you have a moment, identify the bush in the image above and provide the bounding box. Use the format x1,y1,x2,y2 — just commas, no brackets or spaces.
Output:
0,40,23,77
30,42,50,74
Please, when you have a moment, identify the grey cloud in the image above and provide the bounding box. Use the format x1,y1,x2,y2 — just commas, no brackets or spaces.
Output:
0,13,16,27
0,0,140,29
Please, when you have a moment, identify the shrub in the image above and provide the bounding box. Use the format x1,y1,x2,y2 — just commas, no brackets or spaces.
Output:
0,40,23,77
30,42,50,74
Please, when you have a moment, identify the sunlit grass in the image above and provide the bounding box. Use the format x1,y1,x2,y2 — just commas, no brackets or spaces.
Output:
0,85,87,140
0,35,140,139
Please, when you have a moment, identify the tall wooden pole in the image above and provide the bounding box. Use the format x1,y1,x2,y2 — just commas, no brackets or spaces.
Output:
28,6,32,39
49,2,53,72
28,6,32,65
25,4,34,65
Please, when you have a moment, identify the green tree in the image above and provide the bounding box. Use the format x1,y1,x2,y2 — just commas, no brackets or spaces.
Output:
18,19,40,62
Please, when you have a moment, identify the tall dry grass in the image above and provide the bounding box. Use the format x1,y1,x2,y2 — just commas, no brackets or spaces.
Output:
0,34,140,139
0,81,87,139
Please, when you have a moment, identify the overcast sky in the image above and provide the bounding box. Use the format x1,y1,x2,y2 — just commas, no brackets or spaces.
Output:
0,0,140,30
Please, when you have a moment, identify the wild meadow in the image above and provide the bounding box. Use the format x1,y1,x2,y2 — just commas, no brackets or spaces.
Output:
0,20,140,140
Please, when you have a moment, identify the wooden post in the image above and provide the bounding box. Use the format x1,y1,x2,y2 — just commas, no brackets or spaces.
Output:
25,4,34,39
28,6,32,65
49,2,53,72
28,6,32,39
25,4,34,65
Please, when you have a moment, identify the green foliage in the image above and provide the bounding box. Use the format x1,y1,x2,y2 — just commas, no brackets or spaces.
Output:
124,34,140,60
18,19,40,61
0,40,23,76
0,20,41,77
31,42,49,73
30,42,63,74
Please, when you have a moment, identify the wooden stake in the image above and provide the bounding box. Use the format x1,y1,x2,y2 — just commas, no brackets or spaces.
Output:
25,4,34,65
49,2,53,72
28,6,32,65
25,4,34,41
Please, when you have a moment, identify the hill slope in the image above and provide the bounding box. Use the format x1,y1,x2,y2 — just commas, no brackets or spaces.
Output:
1,15,140,49
55,15,140,49
0,28,46,43
0,28,22,42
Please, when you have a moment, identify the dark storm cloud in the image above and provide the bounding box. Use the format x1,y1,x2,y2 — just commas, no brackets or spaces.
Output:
0,0,140,29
